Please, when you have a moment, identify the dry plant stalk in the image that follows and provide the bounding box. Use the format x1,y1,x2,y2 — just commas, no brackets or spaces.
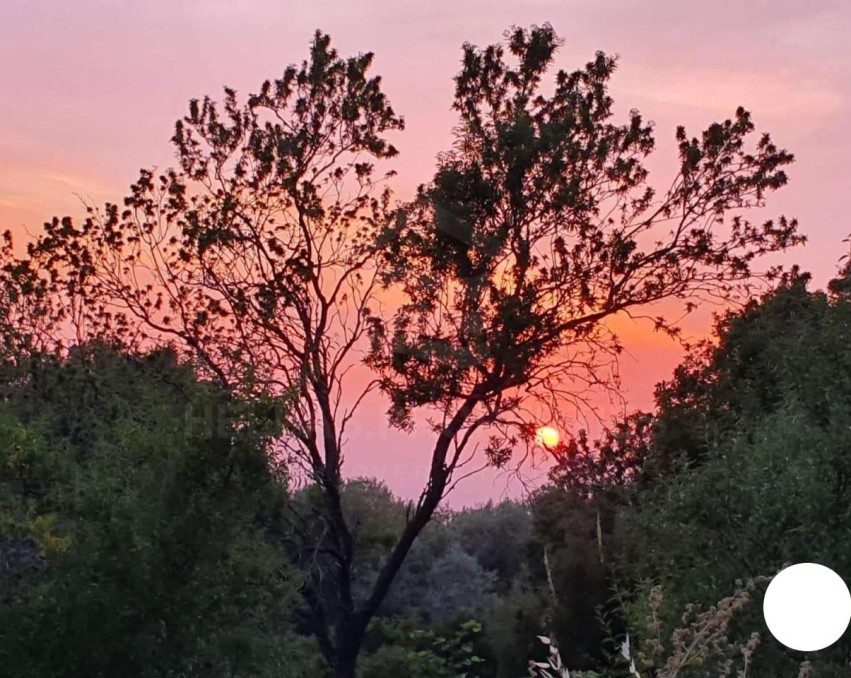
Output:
637,581,763,678
527,578,769,678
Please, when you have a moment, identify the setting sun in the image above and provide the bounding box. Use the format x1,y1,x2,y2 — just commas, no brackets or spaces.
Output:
536,426,560,449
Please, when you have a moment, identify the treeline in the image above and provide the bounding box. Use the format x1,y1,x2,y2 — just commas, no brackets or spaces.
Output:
2,268,850,676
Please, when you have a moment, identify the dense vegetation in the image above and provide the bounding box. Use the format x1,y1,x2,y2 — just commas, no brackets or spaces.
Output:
3,271,849,675
2,23,849,678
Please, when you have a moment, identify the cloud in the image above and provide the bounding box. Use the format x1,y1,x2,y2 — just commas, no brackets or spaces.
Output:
0,196,21,208
39,172,110,197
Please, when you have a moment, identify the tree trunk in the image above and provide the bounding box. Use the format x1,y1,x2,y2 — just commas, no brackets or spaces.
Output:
316,396,481,677
334,661,357,678
333,641,360,678
330,614,366,678
359,396,480,622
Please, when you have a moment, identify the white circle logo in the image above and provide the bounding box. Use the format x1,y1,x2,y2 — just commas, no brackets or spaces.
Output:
763,563,851,652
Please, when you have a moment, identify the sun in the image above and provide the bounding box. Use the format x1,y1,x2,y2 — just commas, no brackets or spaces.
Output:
535,426,560,449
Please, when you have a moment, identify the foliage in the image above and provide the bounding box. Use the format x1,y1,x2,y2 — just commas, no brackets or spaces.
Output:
628,582,762,678
616,275,851,675
359,619,487,678
645,269,829,476
382,537,500,625
487,580,551,677
827,233,851,298
526,582,763,678
446,500,533,592
371,22,799,438
1,269,850,676
549,413,653,498
0,343,313,677
525,486,615,670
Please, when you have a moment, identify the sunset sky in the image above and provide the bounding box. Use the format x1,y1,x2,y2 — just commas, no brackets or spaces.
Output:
2,0,849,505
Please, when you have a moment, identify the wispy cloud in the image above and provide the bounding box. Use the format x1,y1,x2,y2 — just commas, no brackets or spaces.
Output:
39,172,109,196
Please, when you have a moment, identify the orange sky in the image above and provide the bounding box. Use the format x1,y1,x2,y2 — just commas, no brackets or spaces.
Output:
1,0,849,506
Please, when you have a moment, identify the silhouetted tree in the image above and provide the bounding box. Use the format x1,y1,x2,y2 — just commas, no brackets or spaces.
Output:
25,31,403,677
365,23,797,673
17,24,801,676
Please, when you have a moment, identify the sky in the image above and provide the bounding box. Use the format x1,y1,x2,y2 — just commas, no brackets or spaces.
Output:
1,0,849,506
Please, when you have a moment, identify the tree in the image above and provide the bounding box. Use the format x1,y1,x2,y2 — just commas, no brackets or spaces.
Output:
365,20,797,669
0,229,67,366
380,536,500,626
616,274,851,676
0,343,315,676
25,30,403,677
524,486,617,671
646,269,826,477
445,499,533,592
295,479,502,628
548,411,653,498
19,25,801,676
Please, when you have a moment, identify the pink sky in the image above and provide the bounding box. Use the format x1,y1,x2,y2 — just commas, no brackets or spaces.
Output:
1,0,849,506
